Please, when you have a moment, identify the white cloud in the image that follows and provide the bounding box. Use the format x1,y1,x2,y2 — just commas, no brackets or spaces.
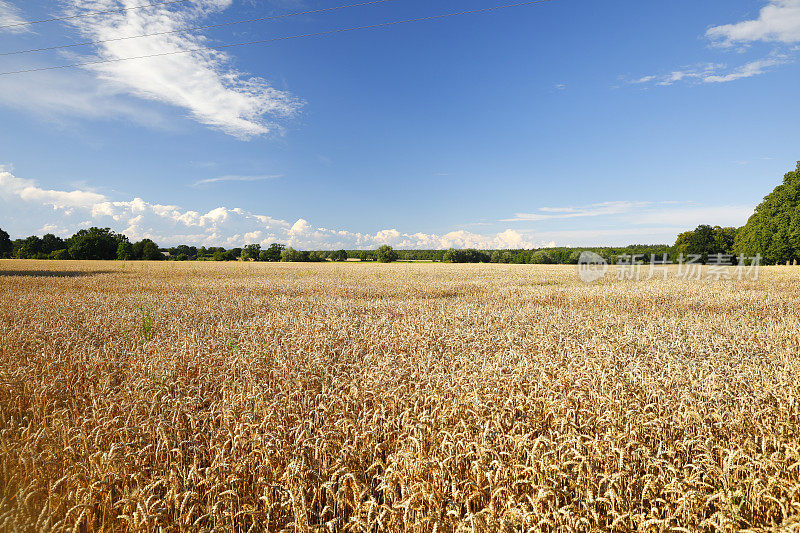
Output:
628,59,790,86
0,169,553,249
289,218,312,236
0,0,29,33
501,201,650,222
706,0,800,46
0,171,106,212
0,63,172,129
703,56,791,82
26,0,303,138
191,175,281,187
498,200,753,240
630,1,800,87
0,170,758,249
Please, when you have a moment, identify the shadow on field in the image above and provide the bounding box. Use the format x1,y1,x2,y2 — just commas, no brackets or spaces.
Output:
0,270,113,278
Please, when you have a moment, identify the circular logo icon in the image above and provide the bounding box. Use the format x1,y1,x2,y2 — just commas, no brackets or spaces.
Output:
577,251,608,283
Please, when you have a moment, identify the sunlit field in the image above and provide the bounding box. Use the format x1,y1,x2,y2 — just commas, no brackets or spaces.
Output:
1,260,799,532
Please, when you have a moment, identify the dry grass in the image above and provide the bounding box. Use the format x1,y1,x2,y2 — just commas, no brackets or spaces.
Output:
1,259,799,532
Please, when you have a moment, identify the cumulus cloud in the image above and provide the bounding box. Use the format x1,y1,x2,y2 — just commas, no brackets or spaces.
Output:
0,170,758,249
0,169,557,249
706,0,800,46
0,171,106,212
0,0,29,33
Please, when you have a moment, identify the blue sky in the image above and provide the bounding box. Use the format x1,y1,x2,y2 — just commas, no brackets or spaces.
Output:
0,0,798,249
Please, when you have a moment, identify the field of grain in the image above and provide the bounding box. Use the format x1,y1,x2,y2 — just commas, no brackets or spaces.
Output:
1,260,799,532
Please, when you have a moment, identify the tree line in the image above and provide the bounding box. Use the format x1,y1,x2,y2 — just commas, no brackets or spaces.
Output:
0,228,166,261
1,162,798,264
0,229,406,263
0,226,670,264
671,161,800,265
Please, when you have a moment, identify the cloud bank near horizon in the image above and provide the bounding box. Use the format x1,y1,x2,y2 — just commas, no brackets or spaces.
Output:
0,169,552,249
0,169,755,249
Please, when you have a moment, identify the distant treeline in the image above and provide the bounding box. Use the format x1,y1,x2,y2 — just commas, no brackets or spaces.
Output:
0,227,673,264
1,162,798,265
0,227,779,265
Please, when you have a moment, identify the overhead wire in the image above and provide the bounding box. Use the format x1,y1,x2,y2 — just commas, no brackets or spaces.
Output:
0,0,196,30
0,0,553,76
0,0,395,57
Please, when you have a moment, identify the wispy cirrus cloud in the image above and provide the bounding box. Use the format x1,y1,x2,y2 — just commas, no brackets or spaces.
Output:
500,200,753,232
501,201,650,222
61,0,303,139
630,57,791,86
0,0,30,33
0,0,302,138
629,0,800,87
703,55,792,82
191,175,282,187
629,63,722,86
0,67,171,129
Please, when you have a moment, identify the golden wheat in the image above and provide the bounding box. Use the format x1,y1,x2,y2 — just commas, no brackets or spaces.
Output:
0,260,799,532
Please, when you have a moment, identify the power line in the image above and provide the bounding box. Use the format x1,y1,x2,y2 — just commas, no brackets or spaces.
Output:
0,0,394,57
0,0,552,77
0,0,195,30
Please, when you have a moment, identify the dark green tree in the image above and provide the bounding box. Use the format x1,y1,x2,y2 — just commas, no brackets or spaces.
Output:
443,248,490,263
169,245,196,260
68,228,126,260
735,162,800,264
376,245,397,263
330,249,348,262
490,250,512,263
131,239,164,260
14,235,43,258
260,243,285,262
0,228,11,258
116,241,133,260
41,234,65,255
529,250,553,264
281,247,301,262
673,225,737,263
242,244,261,261
714,227,737,256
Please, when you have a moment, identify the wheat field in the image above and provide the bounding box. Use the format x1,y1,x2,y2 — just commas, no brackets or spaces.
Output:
0,260,799,532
